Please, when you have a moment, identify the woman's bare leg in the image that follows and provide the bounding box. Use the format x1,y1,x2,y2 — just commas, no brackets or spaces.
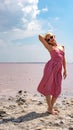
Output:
45,95,59,115
51,96,59,113
51,96,57,108
45,95,51,110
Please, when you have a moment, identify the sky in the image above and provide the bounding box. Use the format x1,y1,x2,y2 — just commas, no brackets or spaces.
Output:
0,0,73,63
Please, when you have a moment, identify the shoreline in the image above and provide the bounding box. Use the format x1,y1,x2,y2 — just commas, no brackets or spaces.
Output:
0,86,73,100
0,63,73,129
0,63,73,99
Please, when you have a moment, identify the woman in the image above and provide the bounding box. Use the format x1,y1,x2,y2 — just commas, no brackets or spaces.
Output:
37,32,67,115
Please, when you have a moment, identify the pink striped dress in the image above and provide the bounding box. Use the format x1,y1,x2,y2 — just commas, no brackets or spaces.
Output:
37,49,64,98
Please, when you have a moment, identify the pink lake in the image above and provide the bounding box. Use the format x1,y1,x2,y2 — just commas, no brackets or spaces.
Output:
0,63,73,97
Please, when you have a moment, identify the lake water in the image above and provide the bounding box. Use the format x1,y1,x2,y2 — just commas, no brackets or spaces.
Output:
0,63,73,97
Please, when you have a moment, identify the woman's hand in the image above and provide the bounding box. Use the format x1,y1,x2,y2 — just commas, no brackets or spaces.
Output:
63,70,67,79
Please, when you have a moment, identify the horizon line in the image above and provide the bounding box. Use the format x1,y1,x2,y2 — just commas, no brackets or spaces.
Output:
0,62,72,64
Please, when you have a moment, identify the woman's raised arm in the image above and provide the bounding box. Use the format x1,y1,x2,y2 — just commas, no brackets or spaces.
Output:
38,35,52,52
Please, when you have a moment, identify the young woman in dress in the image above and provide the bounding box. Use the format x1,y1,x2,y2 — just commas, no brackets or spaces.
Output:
37,33,67,115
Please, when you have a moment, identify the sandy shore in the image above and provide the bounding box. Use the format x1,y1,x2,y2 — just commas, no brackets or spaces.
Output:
0,90,73,130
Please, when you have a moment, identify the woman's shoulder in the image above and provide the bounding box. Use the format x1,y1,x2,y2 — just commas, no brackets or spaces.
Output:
58,44,64,47
61,45,64,49
58,44,65,51
61,45,65,50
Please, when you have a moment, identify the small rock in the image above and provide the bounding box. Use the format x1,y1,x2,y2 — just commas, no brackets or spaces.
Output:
18,90,22,94
69,126,73,130
24,91,27,93
16,97,26,105
37,101,43,105
54,120,65,126
0,110,7,117
8,96,14,101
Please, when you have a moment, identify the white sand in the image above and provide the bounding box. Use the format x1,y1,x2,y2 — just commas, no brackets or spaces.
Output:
0,90,73,130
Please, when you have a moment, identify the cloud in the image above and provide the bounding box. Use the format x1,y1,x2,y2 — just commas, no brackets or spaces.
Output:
0,20,42,43
0,39,6,47
0,0,44,41
0,1,23,31
47,22,54,33
5,26,41,41
42,7,48,12
0,0,40,31
54,17,60,21
0,0,51,45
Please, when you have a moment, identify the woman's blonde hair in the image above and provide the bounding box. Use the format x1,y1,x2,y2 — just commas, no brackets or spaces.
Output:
44,32,54,39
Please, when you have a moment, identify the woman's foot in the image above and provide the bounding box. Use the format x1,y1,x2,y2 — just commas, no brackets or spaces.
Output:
54,108,60,113
48,108,59,115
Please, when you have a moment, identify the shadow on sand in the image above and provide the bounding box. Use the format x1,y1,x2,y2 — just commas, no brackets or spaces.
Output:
0,111,50,124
